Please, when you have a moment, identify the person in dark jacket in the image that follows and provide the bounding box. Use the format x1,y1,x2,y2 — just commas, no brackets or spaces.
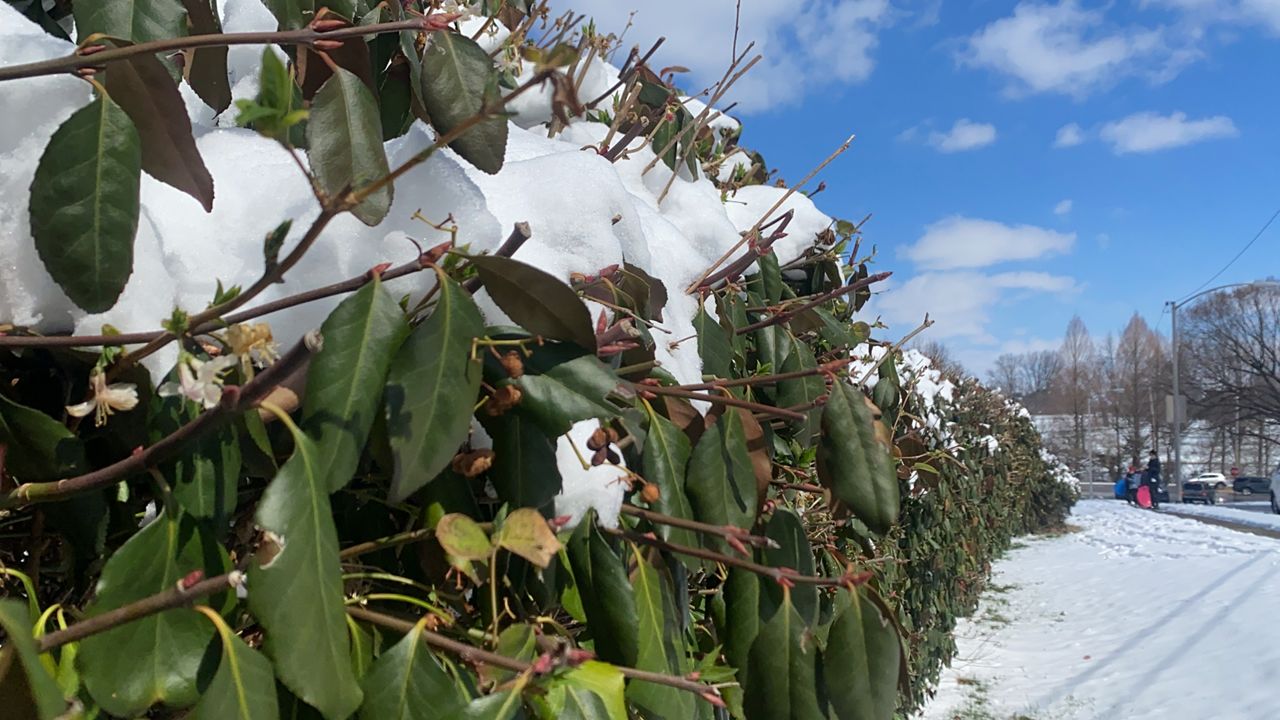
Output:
1144,451,1162,508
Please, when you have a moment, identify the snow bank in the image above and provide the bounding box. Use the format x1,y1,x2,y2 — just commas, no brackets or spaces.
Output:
0,3,835,525
1161,501,1280,532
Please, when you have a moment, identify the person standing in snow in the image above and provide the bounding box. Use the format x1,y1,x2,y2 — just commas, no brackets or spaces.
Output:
1144,451,1162,509
1124,469,1140,505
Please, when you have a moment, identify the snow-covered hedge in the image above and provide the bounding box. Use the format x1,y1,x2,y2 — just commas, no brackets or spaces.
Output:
0,2,1072,719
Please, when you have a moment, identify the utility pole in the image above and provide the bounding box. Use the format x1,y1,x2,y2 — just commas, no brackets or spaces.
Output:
1169,300,1182,503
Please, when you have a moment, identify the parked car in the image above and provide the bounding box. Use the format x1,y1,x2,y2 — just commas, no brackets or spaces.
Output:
1232,476,1271,495
1182,481,1219,505
1271,466,1280,515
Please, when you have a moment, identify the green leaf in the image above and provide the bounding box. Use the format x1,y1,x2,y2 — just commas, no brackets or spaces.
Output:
308,67,393,225
261,0,311,29
817,381,899,535
480,410,562,511
0,601,66,720
442,690,524,720
248,419,363,720
480,624,538,687
236,49,307,143
78,510,224,716
753,325,791,378
776,337,824,444
551,662,626,720
743,597,824,720
173,421,241,522
358,619,466,720
694,306,732,380
420,31,508,173
302,278,410,493
29,95,141,312
752,253,784,304
436,513,493,562
566,517,638,666
385,272,485,501
761,510,818,626
0,394,85,481
74,0,187,42
193,611,281,720
515,343,621,436
638,409,699,551
823,588,902,720
104,51,215,210
720,568,759,680
471,256,596,351
627,549,694,719
812,307,857,349
685,410,757,544
495,508,562,568
181,0,231,113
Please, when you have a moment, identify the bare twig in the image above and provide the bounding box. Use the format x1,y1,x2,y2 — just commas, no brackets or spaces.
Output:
735,271,892,335
637,384,806,421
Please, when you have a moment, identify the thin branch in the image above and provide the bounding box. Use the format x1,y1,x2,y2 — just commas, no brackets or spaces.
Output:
347,606,722,701
855,315,934,386
621,504,776,550
735,271,892,335
0,17,456,83
36,572,241,653
676,359,853,392
2,333,322,509
461,222,533,293
637,384,806,421
584,37,665,109
686,134,855,293
605,527,867,589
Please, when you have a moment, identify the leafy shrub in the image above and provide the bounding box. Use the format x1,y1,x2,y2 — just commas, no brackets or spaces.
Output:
0,2,1074,719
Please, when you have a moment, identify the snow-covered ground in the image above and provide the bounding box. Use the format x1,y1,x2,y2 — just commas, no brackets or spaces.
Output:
1162,501,1280,533
919,499,1280,720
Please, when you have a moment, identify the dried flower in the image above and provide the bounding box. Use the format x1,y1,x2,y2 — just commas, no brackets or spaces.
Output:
499,350,524,379
224,323,279,379
640,483,661,503
484,384,523,416
158,355,238,410
451,449,495,478
66,370,139,427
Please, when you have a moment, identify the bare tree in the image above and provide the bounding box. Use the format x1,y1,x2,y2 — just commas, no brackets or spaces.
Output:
914,339,967,378
1115,313,1158,465
1023,350,1063,398
1183,283,1280,425
989,353,1024,397
1057,315,1096,471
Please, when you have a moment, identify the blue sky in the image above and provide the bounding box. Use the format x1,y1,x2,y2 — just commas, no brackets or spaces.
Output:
566,0,1280,374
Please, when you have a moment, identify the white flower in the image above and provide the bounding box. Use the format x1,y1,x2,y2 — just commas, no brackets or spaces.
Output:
223,323,280,379
66,370,139,427
158,355,238,410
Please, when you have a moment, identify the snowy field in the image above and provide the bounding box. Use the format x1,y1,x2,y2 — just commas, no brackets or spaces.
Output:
919,499,1280,720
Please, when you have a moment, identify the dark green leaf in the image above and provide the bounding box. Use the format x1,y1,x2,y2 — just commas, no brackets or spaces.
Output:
74,0,187,42
743,598,824,720
308,67,393,225
442,690,523,720
193,612,280,720
385,272,484,501
262,220,292,275
721,568,759,680
753,325,791,377
817,381,899,535
0,601,66,720
776,337,823,444
420,31,508,173
79,510,224,716
302,278,410,493
471,256,596,350
248,419,363,720
515,343,621,436
261,0,311,29
480,624,537,687
685,410,757,542
627,549,694,719
761,510,818,625
29,95,141,312
0,393,85,481
566,517,638,666
638,410,699,550
694,306,732,380
181,0,231,113
753,253,784,304
480,410,561,511
173,421,241,522
823,587,902,720
358,619,466,719
104,51,215,210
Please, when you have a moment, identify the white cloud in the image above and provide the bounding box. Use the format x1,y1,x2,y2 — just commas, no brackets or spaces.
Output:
1143,0,1280,35
1054,122,1086,147
560,1,893,112
904,216,1076,270
960,1,1194,97
1054,199,1073,215
927,119,998,152
872,270,1078,343
1099,110,1239,153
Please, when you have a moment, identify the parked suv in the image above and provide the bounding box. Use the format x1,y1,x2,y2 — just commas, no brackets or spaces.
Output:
1271,467,1280,515
1192,472,1228,490
1232,476,1271,495
1182,481,1219,505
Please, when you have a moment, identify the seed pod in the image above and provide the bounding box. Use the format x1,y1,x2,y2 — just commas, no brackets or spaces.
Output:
586,427,610,451
500,350,524,378
640,483,661,503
